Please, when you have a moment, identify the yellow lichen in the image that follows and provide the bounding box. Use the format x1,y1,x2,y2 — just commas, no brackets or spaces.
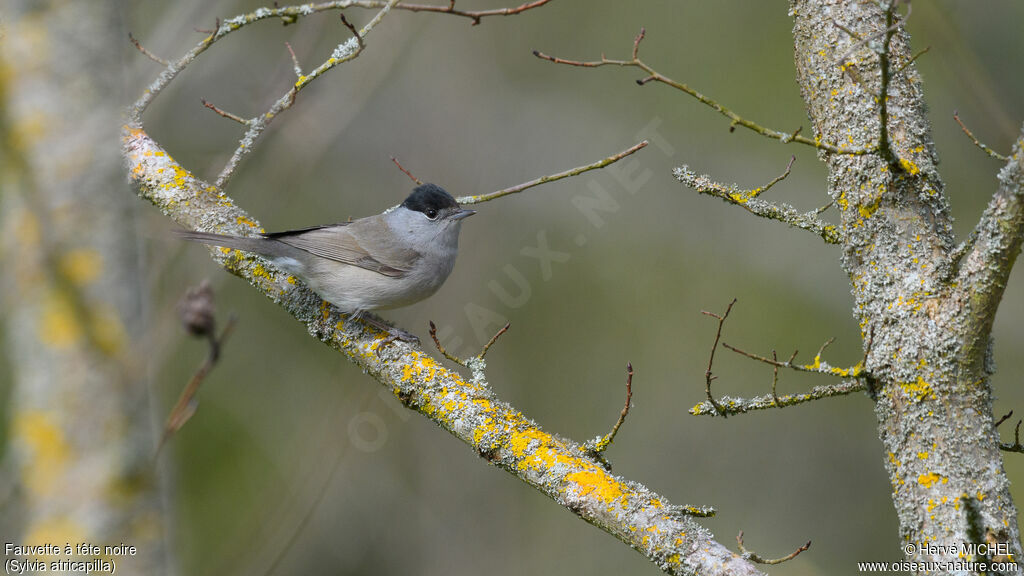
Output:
236,215,260,228
565,469,626,505
59,249,102,286
900,376,933,401
39,292,80,348
899,156,921,175
14,411,69,496
23,517,84,557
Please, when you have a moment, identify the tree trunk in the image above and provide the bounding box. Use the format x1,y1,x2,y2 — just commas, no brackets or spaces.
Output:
1,2,166,574
792,0,1024,570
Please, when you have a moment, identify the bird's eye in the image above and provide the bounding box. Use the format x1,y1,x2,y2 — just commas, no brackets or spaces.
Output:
425,208,439,219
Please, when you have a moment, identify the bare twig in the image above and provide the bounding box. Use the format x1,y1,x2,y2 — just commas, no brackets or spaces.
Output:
428,320,466,366
285,41,304,77
391,156,424,185
894,45,929,77
995,411,1014,428
458,141,648,204
387,0,553,25
479,322,511,360
770,350,781,407
830,18,863,41
535,30,871,155
953,110,1009,161
833,2,908,69
338,13,365,49
201,98,249,125
428,320,511,368
585,363,634,455
737,531,811,565
128,32,170,66
674,158,842,245
875,1,902,167
693,304,868,417
999,416,1024,454
721,339,864,379
701,299,737,417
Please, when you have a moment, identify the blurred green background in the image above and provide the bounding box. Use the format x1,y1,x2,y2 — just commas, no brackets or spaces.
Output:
5,0,1024,574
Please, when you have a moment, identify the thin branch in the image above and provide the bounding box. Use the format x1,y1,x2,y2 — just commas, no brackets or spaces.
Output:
338,12,365,49
585,363,634,455
285,41,304,77
128,32,170,66
674,159,842,245
535,31,872,156
721,339,864,379
391,156,424,185
833,2,907,69
428,320,511,367
701,299,736,417
770,351,781,407
127,0,555,189
875,0,901,167
995,410,1014,428
201,98,249,125
830,18,863,41
693,302,869,417
690,380,868,417
953,111,1009,161
383,0,552,25
213,1,397,188
428,321,466,366
1001,419,1024,454
893,45,929,77
458,140,648,205
479,322,511,359
737,531,811,565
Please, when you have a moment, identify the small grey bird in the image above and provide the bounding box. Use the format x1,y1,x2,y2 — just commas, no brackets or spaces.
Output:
177,183,475,341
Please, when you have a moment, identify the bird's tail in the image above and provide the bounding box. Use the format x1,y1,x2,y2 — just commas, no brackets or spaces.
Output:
173,229,269,254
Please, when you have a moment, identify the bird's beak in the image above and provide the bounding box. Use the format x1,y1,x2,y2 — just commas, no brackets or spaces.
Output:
451,209,476,221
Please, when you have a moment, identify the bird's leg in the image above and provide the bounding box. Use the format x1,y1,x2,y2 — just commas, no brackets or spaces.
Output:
355,312,420,346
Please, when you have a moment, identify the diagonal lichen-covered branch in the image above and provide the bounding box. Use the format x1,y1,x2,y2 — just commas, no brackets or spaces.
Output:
122,127,764,576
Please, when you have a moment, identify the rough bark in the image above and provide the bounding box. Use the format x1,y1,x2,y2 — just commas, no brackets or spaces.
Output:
0,2,165,574
792,0,1024,570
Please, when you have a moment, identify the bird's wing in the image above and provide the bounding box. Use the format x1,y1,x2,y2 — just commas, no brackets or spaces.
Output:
265,219,420,277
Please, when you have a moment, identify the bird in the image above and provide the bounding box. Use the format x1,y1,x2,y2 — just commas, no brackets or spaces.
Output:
176,183,475,342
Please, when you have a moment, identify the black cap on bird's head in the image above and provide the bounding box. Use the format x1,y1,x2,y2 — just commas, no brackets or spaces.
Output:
401,183,459,214
401,183,475,222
